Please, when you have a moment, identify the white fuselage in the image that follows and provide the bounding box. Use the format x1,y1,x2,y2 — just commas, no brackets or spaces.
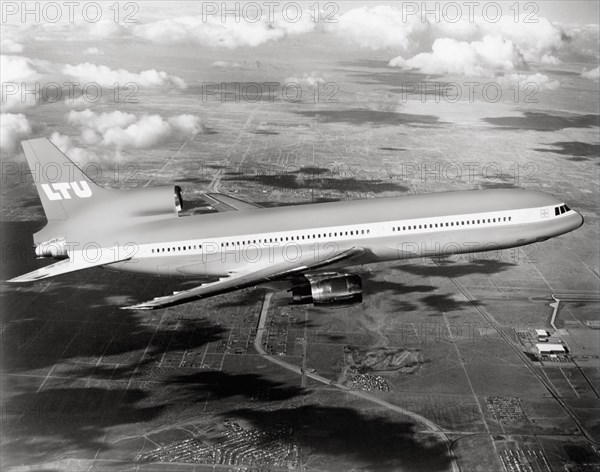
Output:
104,189,584,279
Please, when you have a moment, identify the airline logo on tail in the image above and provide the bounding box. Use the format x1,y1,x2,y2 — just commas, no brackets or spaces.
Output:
41,181,92,200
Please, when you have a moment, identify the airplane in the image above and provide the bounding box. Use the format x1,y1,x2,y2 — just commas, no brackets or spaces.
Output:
8,138,584,310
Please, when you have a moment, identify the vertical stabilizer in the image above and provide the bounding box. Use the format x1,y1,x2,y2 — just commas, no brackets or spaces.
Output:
21,138,107,222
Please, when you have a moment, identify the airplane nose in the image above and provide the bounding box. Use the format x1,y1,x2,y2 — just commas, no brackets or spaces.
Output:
577,211,584,228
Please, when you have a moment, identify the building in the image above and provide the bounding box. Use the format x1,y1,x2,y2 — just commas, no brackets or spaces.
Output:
536,329,549,342
536,343,566,355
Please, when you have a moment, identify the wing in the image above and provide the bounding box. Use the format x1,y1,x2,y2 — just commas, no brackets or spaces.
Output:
201,193,262,212
122,247,363,310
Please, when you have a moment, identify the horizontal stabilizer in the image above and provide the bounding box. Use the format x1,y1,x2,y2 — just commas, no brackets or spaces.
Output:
7,248,131,282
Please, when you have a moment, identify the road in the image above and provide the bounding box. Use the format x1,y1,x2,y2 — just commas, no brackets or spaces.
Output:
254,291,461,472
435,261,600,447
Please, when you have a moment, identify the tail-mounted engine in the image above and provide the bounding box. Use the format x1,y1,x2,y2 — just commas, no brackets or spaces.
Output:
290,273,363,306
35,238,68,259
174,185,184,212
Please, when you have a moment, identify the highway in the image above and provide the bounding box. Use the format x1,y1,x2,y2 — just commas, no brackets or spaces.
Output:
253,291,461,472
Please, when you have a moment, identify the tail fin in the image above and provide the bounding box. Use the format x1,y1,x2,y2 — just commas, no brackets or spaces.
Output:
22,138,107,223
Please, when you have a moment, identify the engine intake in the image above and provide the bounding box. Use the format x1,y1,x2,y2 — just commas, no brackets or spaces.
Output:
35,238,68,259
291,273,362,306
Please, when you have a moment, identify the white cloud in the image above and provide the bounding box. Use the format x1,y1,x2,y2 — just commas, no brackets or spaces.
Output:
334,7,565,62
0,54,51,83
83,47,103,55
0,54,186,112
389,36,525,78
500,73,560,91
332,6,568,77
49,132,99,164
0,37,24,54
0,114,33,154
541,53,560,65
132,13,316,48
212,60,243,68
166,114,203,136
562,24,600,61
62,63,186,89
66,110,202,150
581,66,600,81
0,57,48,111
481,17,563,63
284,72,325,86
67,110,138,133
26,20,129,42
332,5,426,51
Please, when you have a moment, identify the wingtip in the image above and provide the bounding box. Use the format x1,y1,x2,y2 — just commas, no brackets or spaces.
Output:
6,274,38,283
121,304,155,310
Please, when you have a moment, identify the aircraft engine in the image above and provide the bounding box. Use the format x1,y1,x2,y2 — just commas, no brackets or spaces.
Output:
290,273,362,306
35,238,68,259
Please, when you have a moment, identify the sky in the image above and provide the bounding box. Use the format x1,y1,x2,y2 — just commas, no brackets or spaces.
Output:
1,1,599,158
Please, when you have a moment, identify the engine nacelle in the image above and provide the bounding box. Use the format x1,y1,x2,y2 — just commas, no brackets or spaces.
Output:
35,238,68,259
291,273,363,306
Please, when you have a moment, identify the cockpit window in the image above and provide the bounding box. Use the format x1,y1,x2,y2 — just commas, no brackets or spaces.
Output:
565,205,570,212
555,207,560,216
560,206,566,214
